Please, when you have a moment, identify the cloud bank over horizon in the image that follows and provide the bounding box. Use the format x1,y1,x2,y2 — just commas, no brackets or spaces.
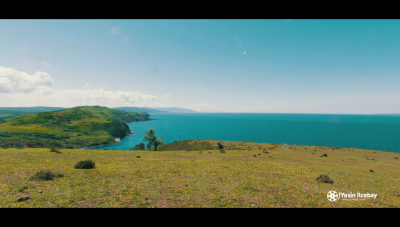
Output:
0,66,159,108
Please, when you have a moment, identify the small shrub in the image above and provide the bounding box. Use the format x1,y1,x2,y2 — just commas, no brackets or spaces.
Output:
133,143,145,150
323,154,327,157
136,156,141,158
16,186,28,192
316,174,334,184
31,170,64,181
217,143,224,150
50,147,61,153
395,157,398,159
370,170,374,172
253,155,257,157
74,160,95,169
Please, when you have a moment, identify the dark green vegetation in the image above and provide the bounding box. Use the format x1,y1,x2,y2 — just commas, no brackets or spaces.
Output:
132,143,146,150
316,174,334,184
74,160,95,169
142,129,165,151
0,106,151,149
30,170,64,181
49,147,62,153
151,140,218,151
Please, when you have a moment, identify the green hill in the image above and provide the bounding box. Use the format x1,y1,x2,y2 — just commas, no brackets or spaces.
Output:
0,106,151,149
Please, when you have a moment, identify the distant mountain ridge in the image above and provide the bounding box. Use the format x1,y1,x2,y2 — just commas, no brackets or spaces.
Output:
112,107,168,113
113,107,197,113
146,107,197,113
0,106,198,115
0,107,65,114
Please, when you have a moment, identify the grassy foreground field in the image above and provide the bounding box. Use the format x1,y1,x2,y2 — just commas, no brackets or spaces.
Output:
1,140,400,208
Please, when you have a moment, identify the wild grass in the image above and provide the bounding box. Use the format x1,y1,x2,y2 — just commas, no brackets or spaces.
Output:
1,140,399,208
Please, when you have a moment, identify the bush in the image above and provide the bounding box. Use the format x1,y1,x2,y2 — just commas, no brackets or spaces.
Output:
217,143,224,150
74,160,95,169
316,174,334,184
370,170,374,172
31,170,64,181
50,147,61,153
132,143,145,150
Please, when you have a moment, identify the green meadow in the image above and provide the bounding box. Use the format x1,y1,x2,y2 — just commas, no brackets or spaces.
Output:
0,106,151,149
1,140,399,208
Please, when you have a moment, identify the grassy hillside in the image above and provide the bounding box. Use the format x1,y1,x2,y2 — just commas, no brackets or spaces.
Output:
0,140,399,208
0,106,151,149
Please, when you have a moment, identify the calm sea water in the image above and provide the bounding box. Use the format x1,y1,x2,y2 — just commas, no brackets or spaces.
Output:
87,113,400,153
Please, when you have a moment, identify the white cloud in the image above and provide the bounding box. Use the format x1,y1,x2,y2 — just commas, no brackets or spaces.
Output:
0,66,54,93
0,66,159,107
58,88,157,103
34,86,55,95
43,61,51,67
122,35,129,42
110,27,120,35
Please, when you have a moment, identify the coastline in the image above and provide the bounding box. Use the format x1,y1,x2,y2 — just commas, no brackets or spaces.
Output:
81,130,134,150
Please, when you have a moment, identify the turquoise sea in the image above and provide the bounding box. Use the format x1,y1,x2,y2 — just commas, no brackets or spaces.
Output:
87,113,400,153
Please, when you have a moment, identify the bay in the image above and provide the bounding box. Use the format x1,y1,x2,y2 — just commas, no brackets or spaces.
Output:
87,113,400,153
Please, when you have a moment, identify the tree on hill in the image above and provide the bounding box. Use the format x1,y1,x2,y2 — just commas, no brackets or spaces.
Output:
142,129,165,151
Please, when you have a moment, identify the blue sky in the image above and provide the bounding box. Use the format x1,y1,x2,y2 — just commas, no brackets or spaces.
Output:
0,19,399,113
